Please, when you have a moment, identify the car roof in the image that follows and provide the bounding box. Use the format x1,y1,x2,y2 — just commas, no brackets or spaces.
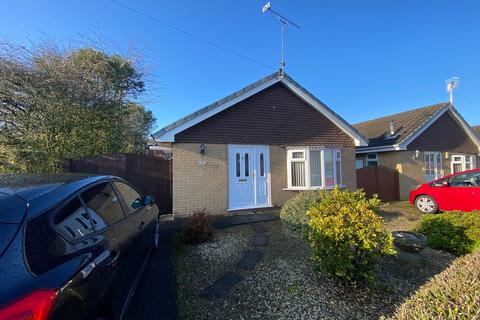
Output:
0,174,112,202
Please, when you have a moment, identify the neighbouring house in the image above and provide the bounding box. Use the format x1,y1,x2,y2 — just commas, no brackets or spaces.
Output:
354,103,480,200
473,125,480,139
153,71,368,215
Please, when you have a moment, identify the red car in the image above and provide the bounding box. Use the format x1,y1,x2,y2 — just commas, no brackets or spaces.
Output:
410,168,480,213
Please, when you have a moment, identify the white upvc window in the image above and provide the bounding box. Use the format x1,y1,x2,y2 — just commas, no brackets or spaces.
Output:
366,153,379,167
287,147,342,190
452,154,477,174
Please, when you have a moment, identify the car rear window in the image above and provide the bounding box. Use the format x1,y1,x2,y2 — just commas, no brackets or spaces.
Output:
53,197,95,241
80,183,124,227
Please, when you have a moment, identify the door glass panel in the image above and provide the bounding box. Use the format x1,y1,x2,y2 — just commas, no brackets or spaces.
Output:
244,153,249,177
114,182,143,215
235,153,240,177
324,150,334,187
54,197,94,241
309,150,322,187
259,153,265,177
81,183,124,228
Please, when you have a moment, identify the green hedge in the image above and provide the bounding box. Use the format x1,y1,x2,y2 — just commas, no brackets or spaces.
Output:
416,211,480,256
280,190,323,233
306,188,395,285
393,250,480,319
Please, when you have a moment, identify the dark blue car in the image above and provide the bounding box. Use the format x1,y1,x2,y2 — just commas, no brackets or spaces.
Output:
0,174,160,320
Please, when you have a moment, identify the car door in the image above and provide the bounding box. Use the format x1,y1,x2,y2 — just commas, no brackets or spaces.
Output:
79,181,139,319
447,172,479,212
113,181,156,259
35,196,108,320
426,177,451,210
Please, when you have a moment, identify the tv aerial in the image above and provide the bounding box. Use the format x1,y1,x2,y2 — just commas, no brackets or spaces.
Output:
446,76,459,105
262,2,300,74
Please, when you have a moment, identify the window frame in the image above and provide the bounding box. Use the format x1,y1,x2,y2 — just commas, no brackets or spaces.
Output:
451,154,477,174
286,147,343,190
366,153,379,167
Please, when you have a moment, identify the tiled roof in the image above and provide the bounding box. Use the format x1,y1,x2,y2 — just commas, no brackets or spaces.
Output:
353,103,450,148
473,125,480,138
153,71,368,146
153,72,280,138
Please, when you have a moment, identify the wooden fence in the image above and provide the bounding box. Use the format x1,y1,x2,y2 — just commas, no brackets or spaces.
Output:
64,153,172,214
356,165,400,202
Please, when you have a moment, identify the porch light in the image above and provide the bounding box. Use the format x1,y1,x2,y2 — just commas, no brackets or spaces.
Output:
413,150,420,160
200,144,206,157
445,152,449,159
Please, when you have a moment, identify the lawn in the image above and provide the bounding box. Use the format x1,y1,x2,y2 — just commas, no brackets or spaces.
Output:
173,212,455,320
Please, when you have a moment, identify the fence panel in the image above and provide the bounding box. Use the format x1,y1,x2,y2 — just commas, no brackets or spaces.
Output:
64,153,172,214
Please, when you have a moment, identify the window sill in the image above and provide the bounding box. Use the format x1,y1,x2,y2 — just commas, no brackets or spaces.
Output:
283,185,346,191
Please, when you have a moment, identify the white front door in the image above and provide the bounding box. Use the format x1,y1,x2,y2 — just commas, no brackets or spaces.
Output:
229,145,270,210
424,152,442,182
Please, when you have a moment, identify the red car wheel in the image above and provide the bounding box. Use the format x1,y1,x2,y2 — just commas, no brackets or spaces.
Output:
415,195,438,213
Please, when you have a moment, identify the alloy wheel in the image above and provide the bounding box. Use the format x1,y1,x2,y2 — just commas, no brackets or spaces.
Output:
416,197,436,213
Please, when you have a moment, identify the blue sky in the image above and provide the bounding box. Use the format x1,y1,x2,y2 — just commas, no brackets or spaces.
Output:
1,0,480,132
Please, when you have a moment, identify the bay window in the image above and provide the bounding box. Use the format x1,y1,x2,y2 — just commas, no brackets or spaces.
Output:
287,148,342,189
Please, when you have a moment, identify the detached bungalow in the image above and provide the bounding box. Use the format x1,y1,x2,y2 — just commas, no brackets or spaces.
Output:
154,71,368,215
354,103,480,200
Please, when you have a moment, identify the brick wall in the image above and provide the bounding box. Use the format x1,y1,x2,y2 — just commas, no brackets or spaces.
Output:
172,143,228,215
342,147,357,191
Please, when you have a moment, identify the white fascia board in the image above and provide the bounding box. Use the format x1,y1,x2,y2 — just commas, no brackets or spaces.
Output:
398,106,449,149
355,145,403,154
280,78,369,147
157,77,281,142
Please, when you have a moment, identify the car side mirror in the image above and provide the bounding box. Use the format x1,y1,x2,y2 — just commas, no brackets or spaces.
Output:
442,181,450,187
143,195,155,206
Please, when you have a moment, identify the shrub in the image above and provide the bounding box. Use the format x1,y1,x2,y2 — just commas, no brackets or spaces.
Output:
393,250,480,319
306,188,395,285
183,209,214,244
416,211,480,256
280,190,323,232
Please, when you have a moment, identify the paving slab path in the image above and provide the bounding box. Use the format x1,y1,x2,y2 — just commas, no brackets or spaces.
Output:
202,222,270,301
